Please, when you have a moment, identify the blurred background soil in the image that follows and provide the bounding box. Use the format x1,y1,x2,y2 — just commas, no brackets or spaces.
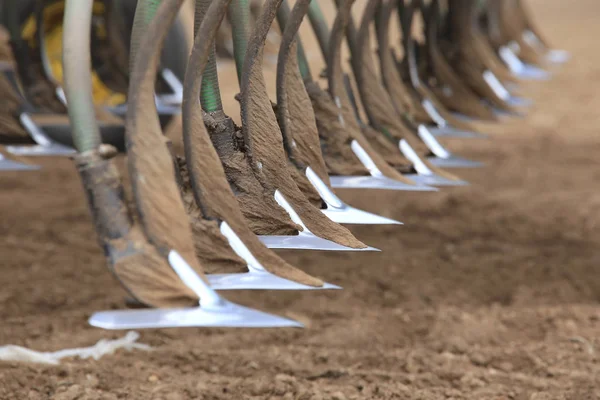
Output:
0,0,599,399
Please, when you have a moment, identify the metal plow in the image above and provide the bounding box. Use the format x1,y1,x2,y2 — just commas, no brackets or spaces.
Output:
0,0,561,330
327,141,438,192
90,251,303,329
0,150,39,171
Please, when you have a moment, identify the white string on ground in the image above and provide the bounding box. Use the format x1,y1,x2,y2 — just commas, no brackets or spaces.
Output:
0,331,151,365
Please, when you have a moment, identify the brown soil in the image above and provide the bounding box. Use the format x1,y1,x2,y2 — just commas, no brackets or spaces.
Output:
1,0,600,398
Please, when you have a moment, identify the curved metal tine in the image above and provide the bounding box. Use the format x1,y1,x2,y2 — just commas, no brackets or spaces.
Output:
305,167,402,225
381,2,482,171
258,190,380,252
0,152,40,171
498,45,550,81
417,125,484,169
483,1,551,80
330,140,437,191
402,2,487,139
89,251,303,329
274,1,400,224
209,221,342,290
399,139,469,187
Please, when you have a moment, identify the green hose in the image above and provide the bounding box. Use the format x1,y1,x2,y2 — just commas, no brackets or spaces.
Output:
195,0,223,112
227,0,251,84
307,0,330,61
62,0,102,152
129,0,163,75
276,0,312,81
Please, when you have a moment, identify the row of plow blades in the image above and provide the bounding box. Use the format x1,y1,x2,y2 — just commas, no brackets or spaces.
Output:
0,0,568,330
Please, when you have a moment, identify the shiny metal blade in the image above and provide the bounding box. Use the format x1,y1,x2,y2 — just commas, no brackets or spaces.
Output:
427,155,484,169
208,271,342,290
329,175,437,191
418,125,483,169
89,251,304,329
426,126,488,139
305,167,403,224
258,231,380,251
0,154,40,171
403,173,469,187
217,221,341,289
399,139,469,186
322,205,402,225
89,301,303,329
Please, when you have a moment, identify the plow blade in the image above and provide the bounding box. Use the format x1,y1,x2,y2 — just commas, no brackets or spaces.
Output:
259,230,379,252
89,251,302,329
216,221,341,290
305,167,402,225
208,272,341,291
259,191,380,251
6,114,75,156
427,155,484,169
329,175,436,191
427,126,488,139
546,49,570,65
418,125,484,169
0,154,40,171
521,31,570,65
329,140,437,191
322,205,401,225
399,139,469,187
482,70,533,109
89,301,302,329
499,46,551,81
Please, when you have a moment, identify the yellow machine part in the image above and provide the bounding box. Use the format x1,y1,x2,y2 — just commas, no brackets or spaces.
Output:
21,1,126,107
